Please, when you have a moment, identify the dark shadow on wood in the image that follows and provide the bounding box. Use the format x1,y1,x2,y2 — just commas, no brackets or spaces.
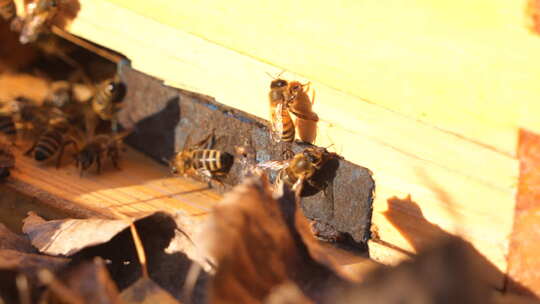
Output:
125,97,180,165
382,195,538,299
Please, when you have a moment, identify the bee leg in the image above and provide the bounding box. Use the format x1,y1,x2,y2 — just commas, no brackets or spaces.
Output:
56,140,77,169
110,148,120,170
292,177,305,202
24,139,39,156
194,130,216,150
282,146,295,160
196,168,215,188
84,110,98,139
96,154,102,175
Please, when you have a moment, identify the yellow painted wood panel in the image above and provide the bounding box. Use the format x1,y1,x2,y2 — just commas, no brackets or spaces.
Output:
65,0,518,191
103,0,540,155
58,0,519,288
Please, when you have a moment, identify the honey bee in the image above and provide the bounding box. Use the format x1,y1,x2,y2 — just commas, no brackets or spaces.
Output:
285,81,319,144
19,0,59,44
169,131,234,185
24,115,74,167
259,146,340,194
0,139,15,181
0,0,16,22
83,76,127,136
269,78,295,144
0,97,49,142
73,130,131,176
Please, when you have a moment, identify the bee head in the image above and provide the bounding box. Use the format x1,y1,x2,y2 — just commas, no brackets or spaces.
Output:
288,81,304,95
270,79,288,89
169,155,186,175
106,80,127,104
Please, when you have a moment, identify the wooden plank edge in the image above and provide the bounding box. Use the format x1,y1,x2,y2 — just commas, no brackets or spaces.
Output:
506,129,540,299
62,0,519,191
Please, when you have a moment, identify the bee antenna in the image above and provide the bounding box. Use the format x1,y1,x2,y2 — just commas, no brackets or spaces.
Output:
265,70,286,79
324,144,335,149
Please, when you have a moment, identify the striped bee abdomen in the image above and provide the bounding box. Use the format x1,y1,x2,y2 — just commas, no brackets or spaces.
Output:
280,109,295,142
192,149,233,173
34,129,63,161
0,115,16,136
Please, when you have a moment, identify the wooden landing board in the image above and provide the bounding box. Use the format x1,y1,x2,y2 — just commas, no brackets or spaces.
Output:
3,144,374,274
29,0,521,289
7,146,218,219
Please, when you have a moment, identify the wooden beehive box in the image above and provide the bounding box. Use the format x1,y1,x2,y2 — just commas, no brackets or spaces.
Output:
4,0,540,299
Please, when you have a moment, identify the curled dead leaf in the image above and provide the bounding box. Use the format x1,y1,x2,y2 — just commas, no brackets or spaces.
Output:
121,277,181,304
200,175,348,304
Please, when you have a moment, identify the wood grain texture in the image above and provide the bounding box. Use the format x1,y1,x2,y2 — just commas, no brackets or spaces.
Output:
507,129,540,297
8,146,218,219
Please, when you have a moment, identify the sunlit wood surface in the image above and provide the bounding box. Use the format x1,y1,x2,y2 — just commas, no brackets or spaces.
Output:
9,0,533,288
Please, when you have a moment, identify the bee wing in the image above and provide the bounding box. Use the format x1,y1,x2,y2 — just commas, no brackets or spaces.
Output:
257,160,290,171
270,102,284,142
288,108,319,122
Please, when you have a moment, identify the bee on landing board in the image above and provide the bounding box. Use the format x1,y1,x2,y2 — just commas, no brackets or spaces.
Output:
73,130,131,177
258,146,340,195
0,139,15,181
18,0,59,44
0,97,50,143
84,76,127,137
284,81,319,144
0,0,16,22
24,114,75,167
169,131,234,186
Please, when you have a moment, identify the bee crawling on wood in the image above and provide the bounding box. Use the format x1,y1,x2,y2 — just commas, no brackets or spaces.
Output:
168,131,234,186
0,0,16,22
73,130,131,177
0,97,50,143
83,75,127,137
24,113,75,167
259,146,341,195
0,139,15,181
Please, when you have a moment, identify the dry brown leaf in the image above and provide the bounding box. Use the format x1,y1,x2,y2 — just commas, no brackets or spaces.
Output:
22,211,129,256
0,249,69,303
41,257,124,304
22,211,207,301
120,277,181,304
263,281,313,304
0,249,69,278
200,175,347,304
0,223,35,253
